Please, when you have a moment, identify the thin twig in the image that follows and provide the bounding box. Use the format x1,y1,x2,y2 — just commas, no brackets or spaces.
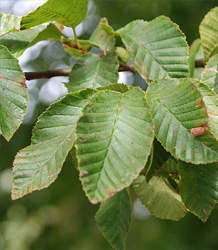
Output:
24,64,137,80
195,59,204,68
25,69,72,80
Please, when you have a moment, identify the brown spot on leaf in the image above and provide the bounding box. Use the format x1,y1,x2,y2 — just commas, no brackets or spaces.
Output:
190,127,207,136
204,67,218,73
90,199,99,204
81,170,89,177
21,79,26,86
105,186,117,197
0,74,3,79
34,158,37,162
202,208,209,218
110,191,116,197
40,182,45,187
54,23,64,31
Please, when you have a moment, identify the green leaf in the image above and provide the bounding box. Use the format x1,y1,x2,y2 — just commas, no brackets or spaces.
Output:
0,45,28,141
201,54,218,93
62,38,96,57
76,88,154,203
179,161,218,222
115,47,129,64
146,139,170,182
198,82,218,142
0,13,21,36
133,175,187,221
200,7,218,63
66,52,119,92
118,17,189,81
21,0,89,29
12,89,97,200
100,21,118,37
96,190,131,250
0,24,62,58
147,78,218,164
189,39,202,77
90,18,115,52
97,83,129,93
162,157,179,174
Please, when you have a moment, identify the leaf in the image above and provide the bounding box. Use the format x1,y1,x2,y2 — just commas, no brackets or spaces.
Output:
12,89,97,200
115,47,129,64
162,157,179,174
179,161,218,222
66,52,119,92
198,81,218,141
90,18,115,52
0,24,62,58
118,17,189,81
100,21,118,37
201,54,218,93
146,139,170,182
200,7,218,63
133,175,187,221
0,13,21,36
21,0,89,29
28,23,63,47
62,38,96,57
189,39,202,77
97,83,129,93
76,87,154,203
95,189,131,250
146,78,218,164
0,45,28,141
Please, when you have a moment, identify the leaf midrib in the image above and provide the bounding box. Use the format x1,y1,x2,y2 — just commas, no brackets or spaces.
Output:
122,33,170,77
94,92,125,199
93,57,102,88
148,94,218,158
30,8,74,28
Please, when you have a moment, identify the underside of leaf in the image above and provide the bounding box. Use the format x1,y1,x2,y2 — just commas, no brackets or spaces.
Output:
133,175,187,221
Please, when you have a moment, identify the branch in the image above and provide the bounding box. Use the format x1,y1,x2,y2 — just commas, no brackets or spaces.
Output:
24,59,203,81
195,59,204,68
25,69,72,80
24,64,137,81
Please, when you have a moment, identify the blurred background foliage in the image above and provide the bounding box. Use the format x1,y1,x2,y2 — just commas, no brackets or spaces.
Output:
0,0,218,249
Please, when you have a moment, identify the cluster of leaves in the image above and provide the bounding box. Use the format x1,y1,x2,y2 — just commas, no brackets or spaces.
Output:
1,0,218,249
